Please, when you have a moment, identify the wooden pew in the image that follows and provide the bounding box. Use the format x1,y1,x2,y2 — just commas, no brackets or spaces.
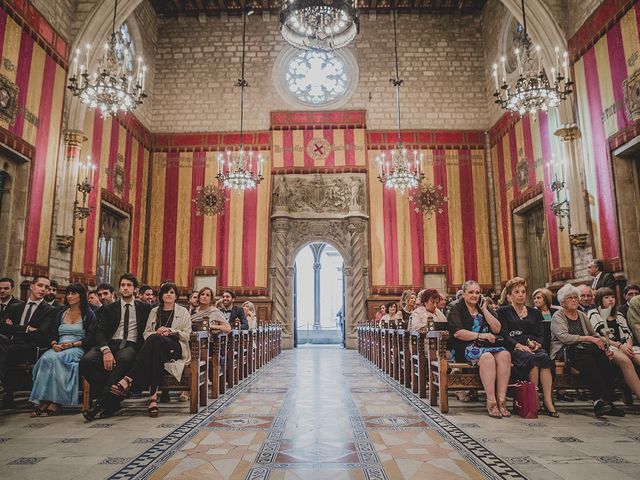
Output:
210,332,228,399
397,330,411,388
410,331,427,398
248,330,256,375
226,330,240,389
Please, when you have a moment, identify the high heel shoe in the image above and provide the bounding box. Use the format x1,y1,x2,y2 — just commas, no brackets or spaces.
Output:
487,401,502,419
539,405,560,418
110,377,131,398
497,399,511,417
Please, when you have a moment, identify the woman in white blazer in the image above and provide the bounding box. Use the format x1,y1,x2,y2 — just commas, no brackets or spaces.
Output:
110,282,191,417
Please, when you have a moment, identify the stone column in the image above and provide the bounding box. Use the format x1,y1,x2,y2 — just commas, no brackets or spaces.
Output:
484,131,501,289
55,130,87,250
309,243,326,330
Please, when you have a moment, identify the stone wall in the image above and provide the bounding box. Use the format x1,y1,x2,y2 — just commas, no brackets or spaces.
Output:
482,0,511,127
151,12,487,132
31,0,75,41
566,0,605,38
130,0,157,129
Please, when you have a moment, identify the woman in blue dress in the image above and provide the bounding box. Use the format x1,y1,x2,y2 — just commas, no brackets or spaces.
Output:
30,283,96,416
448,280,511,418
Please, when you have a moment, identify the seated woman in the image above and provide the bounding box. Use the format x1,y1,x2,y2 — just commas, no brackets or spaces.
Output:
399,290,416,329
588,287,640,399
381,302,401,328
243,301,258,329
551,284,624,417
111,282,192,417
498,277,557,417
408,289,446,333
30,284,96,417
375,304,387,323
191,287,230,334
448,280,511,418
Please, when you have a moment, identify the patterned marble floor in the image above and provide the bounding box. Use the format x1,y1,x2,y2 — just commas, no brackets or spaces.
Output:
1,347,639,480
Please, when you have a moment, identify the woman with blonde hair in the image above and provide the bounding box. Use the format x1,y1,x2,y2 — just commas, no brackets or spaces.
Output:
399,290,416,329
243,301,257,329
448,280,511,418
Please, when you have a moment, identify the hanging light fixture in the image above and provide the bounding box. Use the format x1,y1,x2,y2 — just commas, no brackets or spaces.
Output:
68,0,146,116
492,0,572,118
376,4,424,193
216,5,265,191
279,0,359,51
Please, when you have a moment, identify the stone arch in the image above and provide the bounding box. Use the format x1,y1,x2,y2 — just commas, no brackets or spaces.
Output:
269,173,369,350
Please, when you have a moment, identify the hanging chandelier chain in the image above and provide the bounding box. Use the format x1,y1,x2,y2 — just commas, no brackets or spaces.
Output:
391,4,403,145
235,7,250,149
520,0,527,39
112,0,118,36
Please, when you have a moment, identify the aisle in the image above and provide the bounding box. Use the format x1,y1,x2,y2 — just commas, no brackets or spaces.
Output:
115,347,523,480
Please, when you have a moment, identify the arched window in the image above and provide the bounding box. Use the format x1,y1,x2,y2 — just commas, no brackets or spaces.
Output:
115,22,135,74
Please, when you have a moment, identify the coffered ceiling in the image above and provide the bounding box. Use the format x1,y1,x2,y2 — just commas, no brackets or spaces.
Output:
149,0,487,17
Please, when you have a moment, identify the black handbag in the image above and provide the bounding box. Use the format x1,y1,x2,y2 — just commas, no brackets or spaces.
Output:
476,335,506,348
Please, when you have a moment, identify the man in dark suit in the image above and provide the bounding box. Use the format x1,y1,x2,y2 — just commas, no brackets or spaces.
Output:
220,290,248,330
0,277,22,314
588,259,616,291
80,273,151,420
620,284,640,318
44,279,64,311
578,284,595,313
0,275,55,408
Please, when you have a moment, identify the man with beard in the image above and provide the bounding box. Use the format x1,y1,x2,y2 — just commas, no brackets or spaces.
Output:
44,280,64,311
97,283,116,307
220,290,248,330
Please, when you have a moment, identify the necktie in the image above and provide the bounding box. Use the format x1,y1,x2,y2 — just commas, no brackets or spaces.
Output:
120,304,131,349
22,302,36,326
0,304,5,314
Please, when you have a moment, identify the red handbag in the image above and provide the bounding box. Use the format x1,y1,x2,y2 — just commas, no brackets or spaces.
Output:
512,381,538,419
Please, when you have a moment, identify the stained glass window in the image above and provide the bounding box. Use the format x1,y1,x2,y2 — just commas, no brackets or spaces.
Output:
285,50,349,106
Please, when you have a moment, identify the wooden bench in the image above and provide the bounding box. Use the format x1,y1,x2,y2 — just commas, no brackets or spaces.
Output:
82,330,210,414
397,330,411,388
410,332,427,398
210,332,228,399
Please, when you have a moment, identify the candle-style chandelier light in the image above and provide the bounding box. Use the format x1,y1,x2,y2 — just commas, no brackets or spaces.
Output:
376,4,424,193
492,0,572,118
217,5,265,191
279,0,359,51
67,0,146,116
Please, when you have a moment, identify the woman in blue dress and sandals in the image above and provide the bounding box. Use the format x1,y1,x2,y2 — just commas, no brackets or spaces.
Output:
448,280,511,418
30,283,96,416
498,277,558,417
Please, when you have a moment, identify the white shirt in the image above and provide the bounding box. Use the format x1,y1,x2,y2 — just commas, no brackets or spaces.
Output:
0,296,14,312
591,272,601,289
113,299,137,343
20,297,44,325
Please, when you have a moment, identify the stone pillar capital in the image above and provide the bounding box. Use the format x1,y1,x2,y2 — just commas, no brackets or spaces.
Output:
553,124,581,142
63,130,88,148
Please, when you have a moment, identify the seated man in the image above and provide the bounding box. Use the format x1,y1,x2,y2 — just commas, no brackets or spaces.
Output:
220,290,248,330
620,284,640,318
0,276,55,408
80,273,151,420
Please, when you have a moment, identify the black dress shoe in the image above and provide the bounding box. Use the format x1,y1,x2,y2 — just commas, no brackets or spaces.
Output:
607,404,626,417
556,391,575,402
1,393,14,409
594,400,613,417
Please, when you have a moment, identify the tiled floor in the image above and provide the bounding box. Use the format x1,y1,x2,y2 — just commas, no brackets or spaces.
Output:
1,347,639,480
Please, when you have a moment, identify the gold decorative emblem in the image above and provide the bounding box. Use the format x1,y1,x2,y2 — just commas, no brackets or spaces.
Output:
193,184,226,216
624,69,640,122
306,136,331,163
0,74,19,125
516,147,529,189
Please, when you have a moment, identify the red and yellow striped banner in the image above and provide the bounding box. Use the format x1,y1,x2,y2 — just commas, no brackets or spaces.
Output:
368,148,492,290
490,111,571,285
0,6,65,272
571,3,640,261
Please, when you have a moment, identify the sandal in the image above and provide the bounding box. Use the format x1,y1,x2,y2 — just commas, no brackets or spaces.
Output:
44,405,62,416
487,401,502,419
497,399,511,418
110,377,132,398
539,406,560,418
179,392,189,402
30,408,48,418
148,399,159,418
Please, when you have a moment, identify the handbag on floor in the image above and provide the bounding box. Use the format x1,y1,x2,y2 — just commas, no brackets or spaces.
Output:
512,381,538,419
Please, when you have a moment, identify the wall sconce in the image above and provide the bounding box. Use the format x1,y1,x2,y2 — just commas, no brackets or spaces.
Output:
74,155,96,233
547,156,570,232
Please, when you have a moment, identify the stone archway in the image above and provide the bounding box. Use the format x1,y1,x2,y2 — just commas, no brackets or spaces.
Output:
269,173,369,350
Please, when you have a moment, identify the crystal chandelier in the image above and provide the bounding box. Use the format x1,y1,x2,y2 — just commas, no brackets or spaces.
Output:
216,6,264,191
68,0,146,116
279,0,359,51
492,0,572,118
375,5,424,193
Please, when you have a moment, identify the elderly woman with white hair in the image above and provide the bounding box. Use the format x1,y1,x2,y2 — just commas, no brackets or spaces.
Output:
551,284,624,417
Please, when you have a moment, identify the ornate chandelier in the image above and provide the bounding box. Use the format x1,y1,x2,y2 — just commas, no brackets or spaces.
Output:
492,0,572,118
409,183,448,218
376,5,423,193
216,6,264,191
68,0,146,116
279,0,359,51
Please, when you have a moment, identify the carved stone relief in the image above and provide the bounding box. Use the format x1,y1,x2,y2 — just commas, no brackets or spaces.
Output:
272,173,366,218
270,173,369,349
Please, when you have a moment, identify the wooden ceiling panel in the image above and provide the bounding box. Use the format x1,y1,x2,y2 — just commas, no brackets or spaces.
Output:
149,0,486,16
